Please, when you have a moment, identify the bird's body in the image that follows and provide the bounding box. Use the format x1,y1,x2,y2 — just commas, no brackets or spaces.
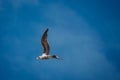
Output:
37,54,52,60
36,28,62,60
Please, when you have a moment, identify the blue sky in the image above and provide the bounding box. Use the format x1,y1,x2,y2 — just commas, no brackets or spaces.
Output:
0,0,120,80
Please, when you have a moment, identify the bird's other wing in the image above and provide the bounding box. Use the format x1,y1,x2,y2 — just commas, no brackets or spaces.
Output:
41,28,50,55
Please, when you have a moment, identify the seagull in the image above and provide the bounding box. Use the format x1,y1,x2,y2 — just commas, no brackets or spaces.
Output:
36,28,63,60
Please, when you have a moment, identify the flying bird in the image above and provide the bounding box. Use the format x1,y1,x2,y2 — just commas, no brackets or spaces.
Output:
36,28,63,60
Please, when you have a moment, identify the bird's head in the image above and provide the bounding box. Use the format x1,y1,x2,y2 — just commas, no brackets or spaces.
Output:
52,55,57,58
52,55,63,60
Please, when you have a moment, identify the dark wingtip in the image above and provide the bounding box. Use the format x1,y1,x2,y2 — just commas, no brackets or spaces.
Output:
44,28,49,33
46,28,49,31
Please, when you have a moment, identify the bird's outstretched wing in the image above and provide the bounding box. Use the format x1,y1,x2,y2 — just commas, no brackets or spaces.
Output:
41,28,50,55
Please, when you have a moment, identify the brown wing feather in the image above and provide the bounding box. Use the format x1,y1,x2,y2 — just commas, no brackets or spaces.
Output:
41,28,50,55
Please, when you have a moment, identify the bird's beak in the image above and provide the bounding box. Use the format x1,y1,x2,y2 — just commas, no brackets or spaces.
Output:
57,58,63,60
56,56,63,60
